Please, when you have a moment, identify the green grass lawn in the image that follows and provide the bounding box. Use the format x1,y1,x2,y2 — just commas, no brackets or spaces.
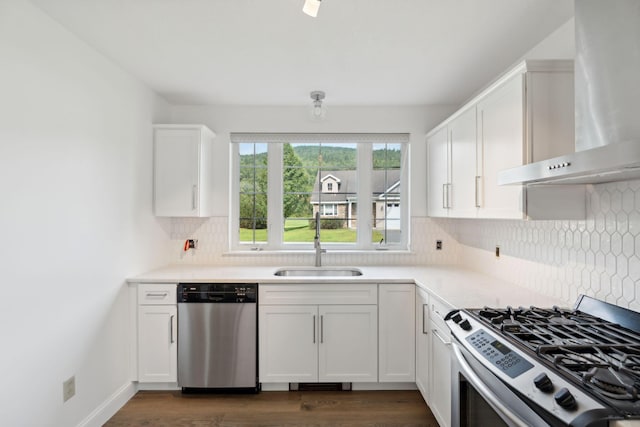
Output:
240,219,383,243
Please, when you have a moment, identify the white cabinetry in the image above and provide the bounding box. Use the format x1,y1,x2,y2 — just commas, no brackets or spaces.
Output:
379,284,415,382
427,126,450,217
318,305,378,382
153,124,215,217
259,284,378,384
259,305,318,382
429,296,452,427
415,287,430,402
427,60,584,220
136,284,177,383
427,107,478,218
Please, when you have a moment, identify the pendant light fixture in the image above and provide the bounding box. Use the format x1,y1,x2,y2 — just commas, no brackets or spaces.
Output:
310,91,327,121
303,0,322,17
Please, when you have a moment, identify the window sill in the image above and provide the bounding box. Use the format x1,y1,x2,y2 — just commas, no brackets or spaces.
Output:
222,249,413,257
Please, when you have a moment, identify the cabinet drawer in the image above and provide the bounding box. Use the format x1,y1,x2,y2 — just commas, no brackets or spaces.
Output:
259,284,377,305
138,284,176,305
430,296,452,331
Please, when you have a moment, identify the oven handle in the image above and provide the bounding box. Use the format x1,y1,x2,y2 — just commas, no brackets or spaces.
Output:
452,343,530,427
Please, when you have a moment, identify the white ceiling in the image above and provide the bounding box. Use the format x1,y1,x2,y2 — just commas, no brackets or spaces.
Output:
31,0,574,106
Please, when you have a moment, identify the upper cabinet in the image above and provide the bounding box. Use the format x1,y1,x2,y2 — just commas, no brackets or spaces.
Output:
153,124,215,217
427,60,585,220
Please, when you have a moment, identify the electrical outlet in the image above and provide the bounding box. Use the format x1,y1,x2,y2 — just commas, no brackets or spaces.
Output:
63,376,75,402
436,240,443,250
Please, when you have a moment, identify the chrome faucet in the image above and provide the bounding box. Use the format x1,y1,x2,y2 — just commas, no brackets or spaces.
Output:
313,211,326,267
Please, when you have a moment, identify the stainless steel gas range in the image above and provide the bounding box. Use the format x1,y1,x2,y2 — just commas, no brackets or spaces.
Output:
446,295,640,427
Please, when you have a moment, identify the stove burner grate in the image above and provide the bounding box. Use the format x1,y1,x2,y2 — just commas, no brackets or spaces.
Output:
584,367,637,400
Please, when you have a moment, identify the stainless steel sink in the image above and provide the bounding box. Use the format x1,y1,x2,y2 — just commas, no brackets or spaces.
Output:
274,267,363,277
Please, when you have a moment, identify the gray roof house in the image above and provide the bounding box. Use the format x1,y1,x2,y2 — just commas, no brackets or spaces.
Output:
310,170,401,229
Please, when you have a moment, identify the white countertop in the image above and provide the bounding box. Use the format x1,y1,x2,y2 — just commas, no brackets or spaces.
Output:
128,264,565,310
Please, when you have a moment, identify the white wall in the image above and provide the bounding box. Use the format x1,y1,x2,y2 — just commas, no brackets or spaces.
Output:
0,1,171,426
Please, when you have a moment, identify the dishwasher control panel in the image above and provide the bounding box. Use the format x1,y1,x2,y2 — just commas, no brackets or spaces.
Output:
177,283,258,303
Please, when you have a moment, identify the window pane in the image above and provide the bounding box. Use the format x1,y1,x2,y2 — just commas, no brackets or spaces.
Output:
372,143,402,244
283,142,356,244
239,143,268,244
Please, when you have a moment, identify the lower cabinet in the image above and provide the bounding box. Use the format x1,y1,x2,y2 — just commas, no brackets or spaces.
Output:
258,284,378,384
259,304,378,383
429,296,453,427
136,284,177,383
318,305,378,382
379,284,415,382
258,305,318,382
415,287,430,401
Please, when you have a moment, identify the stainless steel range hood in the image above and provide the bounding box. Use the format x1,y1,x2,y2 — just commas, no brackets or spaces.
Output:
499,0,640,185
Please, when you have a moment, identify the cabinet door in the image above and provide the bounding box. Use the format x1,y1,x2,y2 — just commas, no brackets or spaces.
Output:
415,288,429,401
259,305,318,383
449,107,478,218
318,305,378,383
154,128,203,217
477,75,525,219
429,325,452,427
427,126,450,217
138,305,177,383
379,284,415,382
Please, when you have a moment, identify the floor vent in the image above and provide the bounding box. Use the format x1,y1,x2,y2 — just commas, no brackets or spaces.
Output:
290,382,352,391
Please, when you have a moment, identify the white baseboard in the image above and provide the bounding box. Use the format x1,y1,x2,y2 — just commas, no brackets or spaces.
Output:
352,382,417,391
137,382,180,391
77,381,137,427
259,382,417,392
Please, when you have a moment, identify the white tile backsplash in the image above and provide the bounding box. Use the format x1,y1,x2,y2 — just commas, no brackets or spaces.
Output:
169,179,640,311
168,216,461,267
434,179,640,310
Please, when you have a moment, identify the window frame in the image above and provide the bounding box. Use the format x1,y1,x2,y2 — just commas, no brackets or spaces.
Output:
230,133,409,252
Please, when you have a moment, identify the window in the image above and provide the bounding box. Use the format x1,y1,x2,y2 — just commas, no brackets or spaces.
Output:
321,204,338,216
231,133,409,251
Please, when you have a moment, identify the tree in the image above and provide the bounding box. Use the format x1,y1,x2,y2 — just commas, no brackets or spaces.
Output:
283,143,311,218
239,151,268,229
239,143,311,230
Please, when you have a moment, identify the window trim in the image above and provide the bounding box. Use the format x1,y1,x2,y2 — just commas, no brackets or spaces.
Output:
230,133,409,252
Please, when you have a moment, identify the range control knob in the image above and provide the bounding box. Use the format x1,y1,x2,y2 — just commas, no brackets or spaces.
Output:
554,387,577,410
451,312,463,323
533,373,554,393
459,319,472,331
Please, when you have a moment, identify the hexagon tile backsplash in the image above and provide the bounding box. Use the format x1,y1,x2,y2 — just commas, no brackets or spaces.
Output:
434,179,640,311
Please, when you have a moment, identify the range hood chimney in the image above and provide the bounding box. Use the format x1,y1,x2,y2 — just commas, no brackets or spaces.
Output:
499,0,640,185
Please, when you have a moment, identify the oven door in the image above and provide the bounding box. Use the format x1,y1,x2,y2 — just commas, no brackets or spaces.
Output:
451,341,566,427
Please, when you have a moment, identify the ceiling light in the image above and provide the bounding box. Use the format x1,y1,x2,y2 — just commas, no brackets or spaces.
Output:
310,91,327,121
303,0,322,17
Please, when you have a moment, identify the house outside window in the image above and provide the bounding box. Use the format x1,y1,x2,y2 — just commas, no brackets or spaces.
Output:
320,203,338,216
230,133,409,251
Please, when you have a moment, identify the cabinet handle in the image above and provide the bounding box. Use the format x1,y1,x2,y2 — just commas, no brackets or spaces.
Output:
170,315,175,343
475,176,482,208
422,304,428,334
145,292,168,298
320,315,324,344
192,185,198,210
313,315,316,343
442,184,451,209
432,328,451,346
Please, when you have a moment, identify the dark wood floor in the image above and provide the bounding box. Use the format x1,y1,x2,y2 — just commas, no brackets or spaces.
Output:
104,389,440,427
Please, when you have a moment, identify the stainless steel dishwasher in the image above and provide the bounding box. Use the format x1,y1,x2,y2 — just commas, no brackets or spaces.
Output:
177,283,258,392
